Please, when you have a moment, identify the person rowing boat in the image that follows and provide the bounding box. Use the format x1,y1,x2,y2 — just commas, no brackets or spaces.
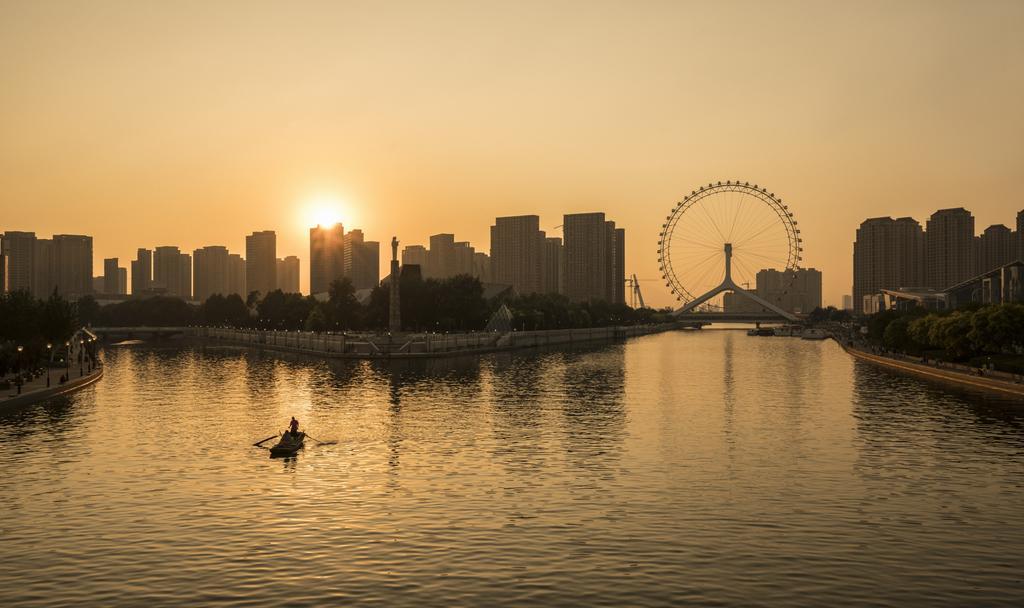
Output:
289,416,300,437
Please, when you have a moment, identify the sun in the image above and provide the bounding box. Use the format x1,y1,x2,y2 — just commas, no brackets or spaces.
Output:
303,194,348,228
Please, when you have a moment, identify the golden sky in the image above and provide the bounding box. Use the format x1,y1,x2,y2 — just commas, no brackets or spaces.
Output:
2,0,1022,307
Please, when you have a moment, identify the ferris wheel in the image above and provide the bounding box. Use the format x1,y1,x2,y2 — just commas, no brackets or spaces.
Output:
658,181,802,315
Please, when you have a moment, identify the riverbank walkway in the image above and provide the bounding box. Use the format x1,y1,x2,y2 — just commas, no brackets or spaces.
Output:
840,342,1024,400
1,361,103,411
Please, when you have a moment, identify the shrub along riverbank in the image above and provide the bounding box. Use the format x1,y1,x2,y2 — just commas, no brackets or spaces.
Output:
865,303,1024,373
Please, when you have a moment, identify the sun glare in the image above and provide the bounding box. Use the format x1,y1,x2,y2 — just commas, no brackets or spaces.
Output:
304,194,347,228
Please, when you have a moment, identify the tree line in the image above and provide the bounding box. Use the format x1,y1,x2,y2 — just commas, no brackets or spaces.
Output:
865,303,1024,370
76,274,671,333
0,290,78,376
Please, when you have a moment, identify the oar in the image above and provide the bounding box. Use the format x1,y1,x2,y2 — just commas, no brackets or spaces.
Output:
253,434,279,447
304,433,337,446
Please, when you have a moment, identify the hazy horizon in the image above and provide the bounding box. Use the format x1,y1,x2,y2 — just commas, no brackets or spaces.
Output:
3,1,1023,306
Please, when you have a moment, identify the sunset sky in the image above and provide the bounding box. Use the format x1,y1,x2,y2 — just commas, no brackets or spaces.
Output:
2,0,1022,307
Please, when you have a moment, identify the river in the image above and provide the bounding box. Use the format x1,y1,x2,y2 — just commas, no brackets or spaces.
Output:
2,330,1023,606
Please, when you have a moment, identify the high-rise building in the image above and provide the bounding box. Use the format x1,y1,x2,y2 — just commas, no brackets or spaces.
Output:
153,246,191,299
612,226,625,305
103,258,126,295
977,224,1014,274
276,256,301,294
309,224,344,295
852,217,925,314
402,245,428,270
193,246,231,301
842,294,854,311
1017,210,1024,260
562,213,625,303
427,234,455,279
925,207,975,290
542,237,563,295
131,248,152,295
246,230,277,299
724,268,822,314
228,253,247,298
473,252,491,283
0,252,7,293
0,231,36,294
343,230,380,290
52,235,93,298
33,238,54,298
490,215,545,295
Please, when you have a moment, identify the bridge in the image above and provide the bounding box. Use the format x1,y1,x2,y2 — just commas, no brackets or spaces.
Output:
674,311,798,324
91,327,190,340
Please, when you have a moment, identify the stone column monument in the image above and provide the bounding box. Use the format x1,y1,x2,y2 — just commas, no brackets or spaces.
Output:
389,236,401,334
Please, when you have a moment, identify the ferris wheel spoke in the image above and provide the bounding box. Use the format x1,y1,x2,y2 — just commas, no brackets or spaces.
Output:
737,250,789,267
695,200,728,242
733,220,780,248
684,252,724,288
683,208,724,246
674,238,725,252
726,194,749,243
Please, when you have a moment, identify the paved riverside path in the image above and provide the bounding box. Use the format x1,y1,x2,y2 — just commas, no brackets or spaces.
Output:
842,344,1024,400
1,361,102,410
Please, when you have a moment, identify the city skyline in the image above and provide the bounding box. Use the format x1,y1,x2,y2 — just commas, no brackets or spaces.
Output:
3,2,1022,307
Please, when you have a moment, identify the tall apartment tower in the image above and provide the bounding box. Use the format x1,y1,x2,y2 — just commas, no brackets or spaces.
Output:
33,238,54,298
52,235,93,298
343,230,380,290
193,246,231,301
103,258,126,295
131,248,153,295
852,217,925,314
490,215,545,295
473,252,491,283
309,224,344,295
246,230,277,299
153,246,192,299
276,256,300,294
228,254,246,298
0,231,36,294
427,234,456,279
612,226,625,304
401,245,428,271
562,213,625,304
925,208,975,290
542,237,563,295
1017,210,1024,260
0,252,6,293
977,224,1014,274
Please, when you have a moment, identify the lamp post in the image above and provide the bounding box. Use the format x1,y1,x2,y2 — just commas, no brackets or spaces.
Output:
15,345,23,394
46,344,52,387
65,341,70,382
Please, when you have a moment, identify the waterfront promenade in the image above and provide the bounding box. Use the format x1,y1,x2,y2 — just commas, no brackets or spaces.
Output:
1,363,103,411
192,323,678,359
840,342,1024,400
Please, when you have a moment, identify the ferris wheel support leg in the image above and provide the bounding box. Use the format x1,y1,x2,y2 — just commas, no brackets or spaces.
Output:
673,242,798,322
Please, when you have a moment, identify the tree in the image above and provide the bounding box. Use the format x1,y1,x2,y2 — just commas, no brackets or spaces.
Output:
326,278,362,329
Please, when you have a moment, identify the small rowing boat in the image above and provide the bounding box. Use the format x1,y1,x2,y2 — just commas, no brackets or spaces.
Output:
269,432,305,457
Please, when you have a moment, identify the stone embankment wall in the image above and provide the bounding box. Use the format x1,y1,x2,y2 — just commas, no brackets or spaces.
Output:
192,323,676,359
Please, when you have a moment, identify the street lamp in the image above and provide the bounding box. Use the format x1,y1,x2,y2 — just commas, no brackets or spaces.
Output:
15,346,23,394
46,344,52,387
